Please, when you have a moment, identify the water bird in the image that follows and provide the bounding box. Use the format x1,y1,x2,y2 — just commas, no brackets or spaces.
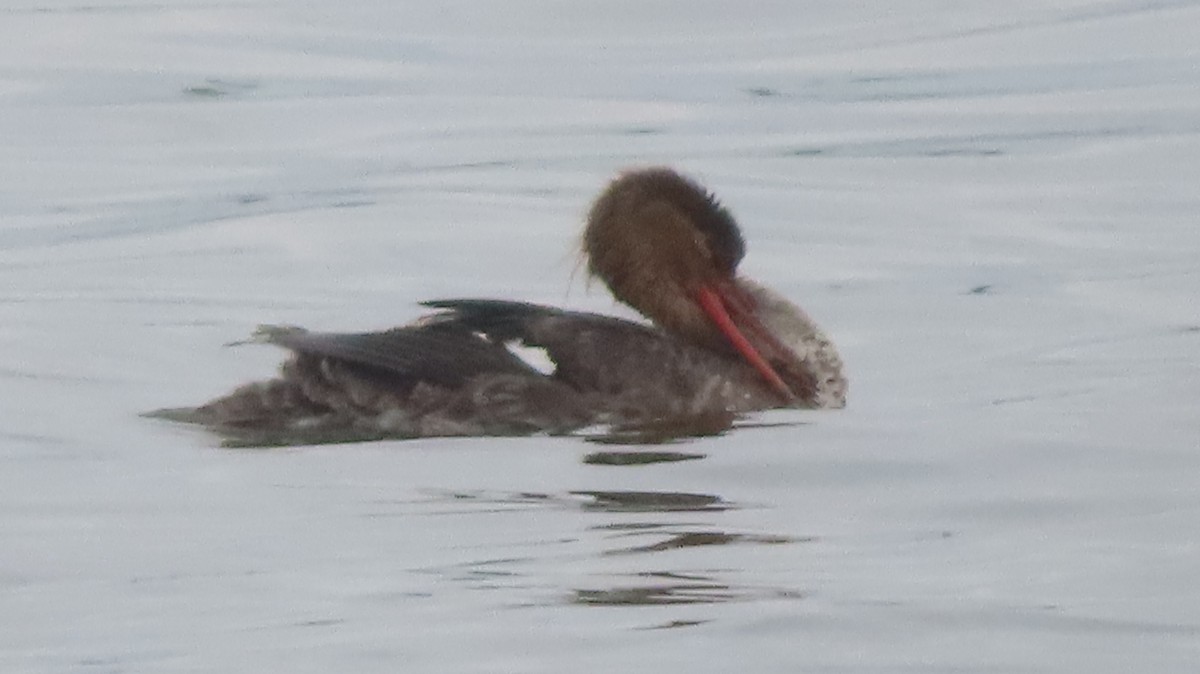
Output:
149,168,846,445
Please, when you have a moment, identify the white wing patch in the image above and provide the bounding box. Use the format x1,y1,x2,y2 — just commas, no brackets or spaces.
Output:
505,341,557,376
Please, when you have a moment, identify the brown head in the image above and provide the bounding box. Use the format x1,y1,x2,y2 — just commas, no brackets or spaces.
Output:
584,167,745,349
583,167,820,403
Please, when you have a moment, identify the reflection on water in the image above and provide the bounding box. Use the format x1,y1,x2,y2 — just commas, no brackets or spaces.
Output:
573,580,734,606
583,414,807,446
638,619,711,630
417,488,806,618
572,570,805,607
584,412,736,445
420,557,535,592
424,489,729,513
582,450,705,465
573,490,729,513
603,530,800,555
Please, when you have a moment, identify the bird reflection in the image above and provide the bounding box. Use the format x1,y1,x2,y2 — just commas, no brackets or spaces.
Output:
417,487,809,619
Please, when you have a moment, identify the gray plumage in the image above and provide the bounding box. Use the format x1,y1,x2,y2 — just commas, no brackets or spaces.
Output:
147,300,796,446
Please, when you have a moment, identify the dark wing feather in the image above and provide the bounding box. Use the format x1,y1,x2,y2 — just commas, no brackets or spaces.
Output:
421,299,704,395
255,323,542,389
420,299,655,340
419,299,569,341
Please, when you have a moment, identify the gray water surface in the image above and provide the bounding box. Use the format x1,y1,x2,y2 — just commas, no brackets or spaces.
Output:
3,1,1199,672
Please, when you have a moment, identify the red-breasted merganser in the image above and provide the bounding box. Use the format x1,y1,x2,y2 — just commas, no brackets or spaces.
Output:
149,168,846,445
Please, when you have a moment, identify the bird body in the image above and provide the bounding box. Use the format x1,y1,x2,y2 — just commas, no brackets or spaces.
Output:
149,168,846,445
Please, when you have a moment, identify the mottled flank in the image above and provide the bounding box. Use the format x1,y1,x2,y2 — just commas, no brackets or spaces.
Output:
147,318,595,446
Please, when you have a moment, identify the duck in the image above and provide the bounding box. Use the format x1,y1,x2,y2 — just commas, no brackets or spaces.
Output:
148,167,846,445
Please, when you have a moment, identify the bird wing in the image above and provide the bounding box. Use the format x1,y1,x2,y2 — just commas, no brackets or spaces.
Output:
419,299,691,394
247,321,542,389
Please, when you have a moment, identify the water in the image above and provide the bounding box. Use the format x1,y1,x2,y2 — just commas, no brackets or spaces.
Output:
3,1,1199,671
